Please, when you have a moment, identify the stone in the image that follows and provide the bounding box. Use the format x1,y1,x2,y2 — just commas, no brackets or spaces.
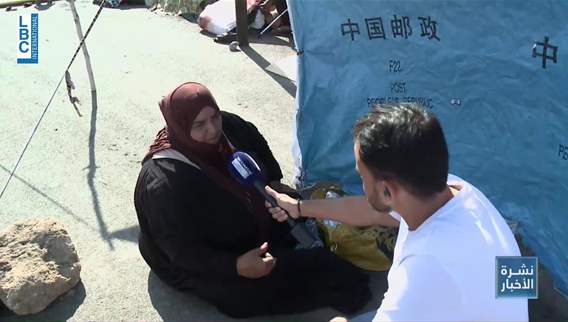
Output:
0,219,81,315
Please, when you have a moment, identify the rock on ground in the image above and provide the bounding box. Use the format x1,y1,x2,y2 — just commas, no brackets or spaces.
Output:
0,219,81,315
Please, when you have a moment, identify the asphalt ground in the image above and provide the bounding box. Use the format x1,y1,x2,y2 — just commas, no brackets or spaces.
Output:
1,2,567,321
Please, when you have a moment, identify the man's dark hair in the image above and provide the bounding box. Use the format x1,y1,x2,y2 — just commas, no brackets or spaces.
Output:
353,103,449,197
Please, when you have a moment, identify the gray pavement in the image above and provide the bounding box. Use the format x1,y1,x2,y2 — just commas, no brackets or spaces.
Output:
0,2,386,321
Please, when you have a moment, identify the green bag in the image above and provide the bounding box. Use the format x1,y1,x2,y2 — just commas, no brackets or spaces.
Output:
310,186,397,272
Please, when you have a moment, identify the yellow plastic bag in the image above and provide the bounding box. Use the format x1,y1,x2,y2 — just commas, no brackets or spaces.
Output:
310,186,397,272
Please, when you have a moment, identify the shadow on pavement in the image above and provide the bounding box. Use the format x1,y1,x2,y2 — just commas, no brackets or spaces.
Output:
249,35,292,47
0,163,96,231
109,225,140,243
147,269,388,322
0,280,86,322
67,0,113,251
241,46,296,98
147,271,229,322
86,89,114,250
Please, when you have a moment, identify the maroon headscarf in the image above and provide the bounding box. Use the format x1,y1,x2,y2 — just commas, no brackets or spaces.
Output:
143,82,272,241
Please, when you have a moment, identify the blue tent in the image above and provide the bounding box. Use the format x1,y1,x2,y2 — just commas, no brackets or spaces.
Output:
289,0,568,296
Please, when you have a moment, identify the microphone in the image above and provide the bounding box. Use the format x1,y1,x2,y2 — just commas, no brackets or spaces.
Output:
228,151,321,248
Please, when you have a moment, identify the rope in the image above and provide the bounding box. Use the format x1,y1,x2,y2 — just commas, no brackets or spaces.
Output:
0,1,106,201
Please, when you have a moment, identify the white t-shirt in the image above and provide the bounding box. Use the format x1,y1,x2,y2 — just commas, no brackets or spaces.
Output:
372,175,528,322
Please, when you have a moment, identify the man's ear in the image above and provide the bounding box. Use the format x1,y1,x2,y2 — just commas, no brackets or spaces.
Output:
383,180,396,201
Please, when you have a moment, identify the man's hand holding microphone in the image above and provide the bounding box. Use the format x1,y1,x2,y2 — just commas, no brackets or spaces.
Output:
264,186,301,222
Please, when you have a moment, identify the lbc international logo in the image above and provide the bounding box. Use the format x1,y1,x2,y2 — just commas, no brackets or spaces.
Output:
17,13,39,64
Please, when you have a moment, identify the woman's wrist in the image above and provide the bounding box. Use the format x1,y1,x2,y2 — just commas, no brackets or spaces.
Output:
296,199,303,218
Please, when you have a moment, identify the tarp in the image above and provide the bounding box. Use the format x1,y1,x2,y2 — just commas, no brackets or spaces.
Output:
289,0,568,295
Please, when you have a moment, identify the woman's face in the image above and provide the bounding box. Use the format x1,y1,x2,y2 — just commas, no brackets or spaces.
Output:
190,106,222,144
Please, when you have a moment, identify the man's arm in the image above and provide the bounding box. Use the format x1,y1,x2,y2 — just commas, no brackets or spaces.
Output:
265,186,399,227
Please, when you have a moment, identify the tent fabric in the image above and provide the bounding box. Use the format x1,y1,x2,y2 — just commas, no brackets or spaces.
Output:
288,0,568,295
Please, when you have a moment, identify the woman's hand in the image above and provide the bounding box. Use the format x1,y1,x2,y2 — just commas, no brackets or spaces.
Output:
236,242,276,279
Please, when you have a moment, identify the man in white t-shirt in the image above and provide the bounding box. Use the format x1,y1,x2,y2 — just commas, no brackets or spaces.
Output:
265,103,528,321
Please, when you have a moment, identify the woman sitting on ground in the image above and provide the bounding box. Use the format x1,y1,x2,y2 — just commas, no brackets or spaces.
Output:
133,82,371,318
